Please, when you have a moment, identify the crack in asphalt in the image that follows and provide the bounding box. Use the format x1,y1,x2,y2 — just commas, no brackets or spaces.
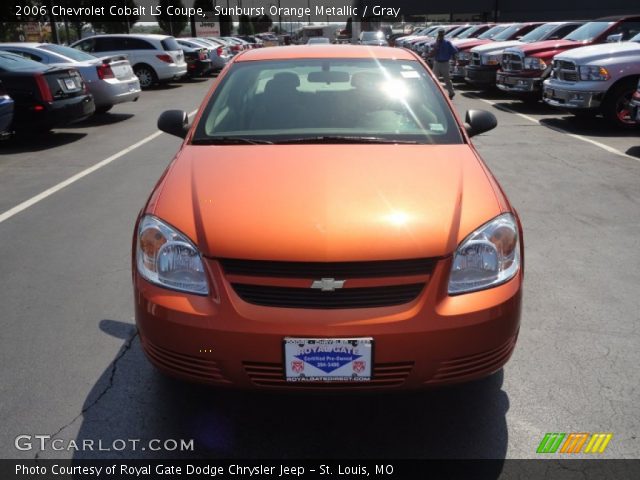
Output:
34,329,139,461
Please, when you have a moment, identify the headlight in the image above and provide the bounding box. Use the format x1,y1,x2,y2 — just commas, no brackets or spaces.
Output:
524,57,547,70
481,54,501,65
578,65,610,81
458,51,471,61
448,213,520,295
136,215,209,295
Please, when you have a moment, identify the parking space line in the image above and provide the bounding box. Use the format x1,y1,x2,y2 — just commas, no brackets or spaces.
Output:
0,110,198,225
470,96,640,164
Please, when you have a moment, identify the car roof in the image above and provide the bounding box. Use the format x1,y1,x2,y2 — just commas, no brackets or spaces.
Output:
236,45,416,62
83,34,172,40
595,15,640,22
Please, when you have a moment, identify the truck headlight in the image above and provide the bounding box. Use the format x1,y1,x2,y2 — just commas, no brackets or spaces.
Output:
136,215,209,295
457,51,471,61
578,65,610,81
524,57,547,70
448,213,521,295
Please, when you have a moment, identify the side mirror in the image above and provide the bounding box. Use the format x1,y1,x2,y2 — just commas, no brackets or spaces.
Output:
158,110,189,139
606,33,623,43
465,110,497,137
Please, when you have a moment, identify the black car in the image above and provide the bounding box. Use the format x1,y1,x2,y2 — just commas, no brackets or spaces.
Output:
0,80,14,138
181,46,212,78
0,51,95,133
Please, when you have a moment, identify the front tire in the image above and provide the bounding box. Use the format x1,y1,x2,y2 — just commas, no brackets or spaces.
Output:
133,64,157,89
602,78,639,129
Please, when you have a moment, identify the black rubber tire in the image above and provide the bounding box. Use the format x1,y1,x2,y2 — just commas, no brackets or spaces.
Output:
602,78,639,129
133,64,157,89
95,105,113,114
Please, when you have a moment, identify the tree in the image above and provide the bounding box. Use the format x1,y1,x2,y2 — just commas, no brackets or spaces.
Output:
251,14,272,34
92,0,139,34
156,0,188,37
238,14,254,35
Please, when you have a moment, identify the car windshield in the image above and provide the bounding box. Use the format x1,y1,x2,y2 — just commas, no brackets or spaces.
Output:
456,25,485,39
161,37,181,51
362,31,384,41
446,26,470,38
564,21,613,41
192,58,463,145
477,25,507,39
308,38,330,44
632,32,640,42
40,43,96,62
492,25,522,41
519,23,558,43
0,52,48,71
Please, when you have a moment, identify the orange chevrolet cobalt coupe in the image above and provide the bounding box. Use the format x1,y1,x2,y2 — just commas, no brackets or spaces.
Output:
133,46,523,390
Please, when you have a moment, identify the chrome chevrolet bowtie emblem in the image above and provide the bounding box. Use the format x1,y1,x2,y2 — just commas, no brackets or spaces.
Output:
311,278,346,291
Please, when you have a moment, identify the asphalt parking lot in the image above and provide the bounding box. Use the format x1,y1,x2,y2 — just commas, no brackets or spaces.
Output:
0,76,638,461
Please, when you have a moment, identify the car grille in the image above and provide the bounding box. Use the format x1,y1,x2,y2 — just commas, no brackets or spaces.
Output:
424,337,516,384
142,339,231,384
471,52,481,66
553,60,578,82
220,258,434,309
243,361,414,388
231,283,425,309
219,258,436,278
501,52,523,72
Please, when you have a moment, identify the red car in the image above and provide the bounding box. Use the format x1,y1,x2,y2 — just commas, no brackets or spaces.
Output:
133,45,524,390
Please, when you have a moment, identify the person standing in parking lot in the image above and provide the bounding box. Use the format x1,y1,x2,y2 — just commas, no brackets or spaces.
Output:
430,29,458,99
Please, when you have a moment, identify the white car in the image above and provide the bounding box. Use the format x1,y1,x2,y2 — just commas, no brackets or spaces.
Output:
71,34,187,89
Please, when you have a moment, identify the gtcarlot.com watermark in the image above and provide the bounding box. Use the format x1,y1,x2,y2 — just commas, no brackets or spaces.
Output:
15,434,194,452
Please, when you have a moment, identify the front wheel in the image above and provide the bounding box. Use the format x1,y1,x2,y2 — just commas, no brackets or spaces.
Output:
602,79,639,129
133,65,157,89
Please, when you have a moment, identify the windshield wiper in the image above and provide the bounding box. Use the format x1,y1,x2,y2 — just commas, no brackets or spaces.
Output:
272,136,420,145
191,137,274,145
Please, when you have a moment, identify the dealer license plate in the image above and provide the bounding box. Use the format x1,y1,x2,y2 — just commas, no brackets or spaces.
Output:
284,338,373,382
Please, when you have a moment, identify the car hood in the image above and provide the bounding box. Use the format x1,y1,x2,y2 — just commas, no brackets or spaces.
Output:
512,38,583,55
471,40,522,54
453,39,492,50
554,41,640,62
148,145,504,261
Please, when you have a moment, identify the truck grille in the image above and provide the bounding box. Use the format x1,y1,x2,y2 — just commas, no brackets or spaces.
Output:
553,60,578,82
219,258,435,309
501,52,523,72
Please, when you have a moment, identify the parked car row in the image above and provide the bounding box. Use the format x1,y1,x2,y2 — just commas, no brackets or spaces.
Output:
0,32,275,137
394,15,640,129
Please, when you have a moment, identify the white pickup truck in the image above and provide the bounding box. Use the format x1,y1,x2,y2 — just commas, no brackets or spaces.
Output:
542,33,640,128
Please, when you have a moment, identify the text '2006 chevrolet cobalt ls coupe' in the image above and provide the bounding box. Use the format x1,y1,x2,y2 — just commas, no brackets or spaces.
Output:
133,45,524,390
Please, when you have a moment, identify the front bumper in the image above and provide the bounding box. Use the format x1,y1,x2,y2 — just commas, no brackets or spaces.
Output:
465,65,499,86
542,83,604,109
134,257,522,391
496,72,543,93
450,62,468,81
